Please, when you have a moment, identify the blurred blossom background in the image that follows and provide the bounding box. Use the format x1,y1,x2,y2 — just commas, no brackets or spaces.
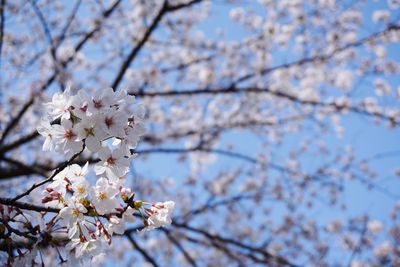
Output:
0,0,400,266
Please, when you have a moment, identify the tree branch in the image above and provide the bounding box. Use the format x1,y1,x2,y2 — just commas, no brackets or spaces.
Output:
133,85,397,125
0,157,48,177
161,228,198,267
0,0,123,150
0,0,5,68
0,98,34,146
0,197,59,213
126,234,160,267
111,0,203,90
111,1,169,90
11,144,85,202
172,222,301,267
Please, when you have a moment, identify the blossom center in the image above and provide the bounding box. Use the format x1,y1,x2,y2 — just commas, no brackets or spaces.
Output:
98,192,108,201
77,186,86,194
64,129,76,140
105,116,114,129
80,105,88,112
72,208,81,217
93,100,103,109
106,156,115,165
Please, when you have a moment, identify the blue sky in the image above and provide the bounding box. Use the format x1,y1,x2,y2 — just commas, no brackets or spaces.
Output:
128,1,400,263
133,0,400,214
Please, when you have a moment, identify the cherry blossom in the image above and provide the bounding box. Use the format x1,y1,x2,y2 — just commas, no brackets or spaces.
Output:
367,220,384,234
144,201,175,231
87,87,118,115
94,147,131,182
106,207,136,235
98,111,128,138
91,178,119,215
71,177,90,198
58,197,88,228
75,116,106,153
37,119,55,151
51,119,83,157
45,89,73,120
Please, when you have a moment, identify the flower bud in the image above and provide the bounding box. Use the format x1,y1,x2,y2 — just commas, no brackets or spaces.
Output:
46,187,54,192
133,200,142,210
41,196,53,203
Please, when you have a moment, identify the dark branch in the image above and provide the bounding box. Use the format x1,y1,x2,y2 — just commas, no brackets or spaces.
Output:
0,0,5,68
126,234,160,267
162,228,198,267
0,0,123,155
11,144,85,202
0,197,59,213
111,1,168,90
0,98,34,146
55,0,82,48
172,222,301,267
0,157,48,177
133,85,396,125
111,0,203,90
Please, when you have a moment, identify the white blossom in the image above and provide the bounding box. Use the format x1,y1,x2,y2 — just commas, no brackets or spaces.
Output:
367,220,383,234
45,89,73,120
94,147,131,181
76,115,107,152
374,78,392,96
87,87,117,115
37,119,55,151
98,110,128,138
91,178,119,215
67,238,105,259
52,119,83,157
374,241,392,257
372,10,390,23
107,207,135,235
145,201,175,230
71,176,90,198
58,197,88,228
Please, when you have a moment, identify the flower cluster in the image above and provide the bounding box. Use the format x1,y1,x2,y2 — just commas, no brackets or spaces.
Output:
37,87,174,262
37,87,145,156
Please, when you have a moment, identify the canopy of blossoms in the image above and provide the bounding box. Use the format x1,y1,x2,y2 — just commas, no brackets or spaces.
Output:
0,0,400,266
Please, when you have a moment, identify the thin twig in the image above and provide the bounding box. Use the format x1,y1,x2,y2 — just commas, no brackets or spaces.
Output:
0,198,59,213
11,145,85,202
172,222,301,267
111,1,169,90
0,0,122,152
0,0,5,68
162,228,198,267
111,0,203,90
126,234,160,267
